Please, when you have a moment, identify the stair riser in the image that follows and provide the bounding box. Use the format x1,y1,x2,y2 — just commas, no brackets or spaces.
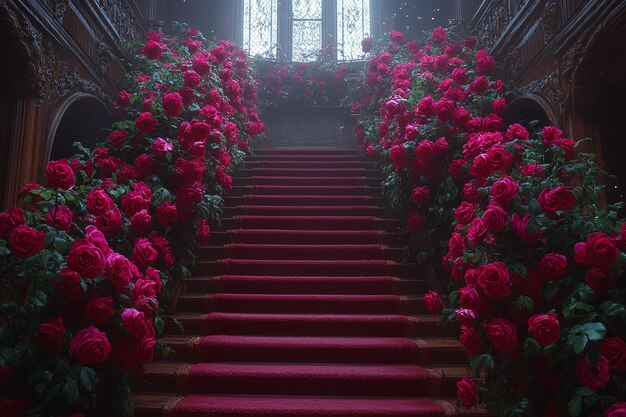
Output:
237,169,383,178
223,206,387,217
183,278,430,295
245,161,376,169
140,373,459,397
220,218,401,231
209,231,406,245
254,149,359,156
194,262,418,277
199,246,404,261
234,177,383,186
229,186,382,196
224,196,385,205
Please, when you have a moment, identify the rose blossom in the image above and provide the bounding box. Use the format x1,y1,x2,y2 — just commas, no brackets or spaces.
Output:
455,308,477,326
0,208,24,239
423,290,443,315
70,326,111,365
584,268,617,294
606,403,626,417
133,238,158,267
87,295,114,325
105,252,132,293
453,202,475,225
528,313,560,346
459,286,481,311
457,377,478,408
38,317,65,352
459,326,481,357
9,224,45,259
600,337,626,372
67,239,105,279
199,219,211,244
134,336,156,363
576,355,610,391
486,318,518,355
538,252,568,281
143,40,163,59
431,26,448,43
156,202,177,226
121,308,148,337
135,112,157,133
108,129,127,147
574,232,620,270
86,188,114,216
361,37,373,53
482,203,508,231
162,92,184,117
538,186,577,219
477,262,510,298
511,213,541,245
59,268,84,300
46,159,75,189
489,177,519,206
467,217,489,246
407,213,425,234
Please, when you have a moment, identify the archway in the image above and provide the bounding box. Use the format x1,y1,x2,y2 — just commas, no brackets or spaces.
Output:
505,95,555,131
47,94,111,162
572,6,626,209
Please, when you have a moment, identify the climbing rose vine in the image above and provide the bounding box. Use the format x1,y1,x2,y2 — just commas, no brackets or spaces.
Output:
0,23,263,416
355,27,625,417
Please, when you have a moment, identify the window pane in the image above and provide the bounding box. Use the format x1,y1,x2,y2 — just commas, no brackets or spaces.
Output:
337,0,371,60
243,0,279,59
292,20,322,61
292,0,322,19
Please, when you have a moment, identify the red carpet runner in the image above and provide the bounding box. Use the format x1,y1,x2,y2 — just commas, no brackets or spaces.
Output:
132,148,475,417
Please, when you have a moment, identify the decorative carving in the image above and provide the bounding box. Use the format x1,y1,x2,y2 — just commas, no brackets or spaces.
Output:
541,0,559,43
49,61,112,106
518,70,563,111
504,46,521,81
473,0,528,51
96,40,116,74
93,0,143,41
51,0,69,22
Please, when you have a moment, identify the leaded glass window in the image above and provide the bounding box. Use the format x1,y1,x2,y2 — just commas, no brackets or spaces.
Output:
291,0,323,61
243,0,279,59
242,0,371,62
337,0,370,60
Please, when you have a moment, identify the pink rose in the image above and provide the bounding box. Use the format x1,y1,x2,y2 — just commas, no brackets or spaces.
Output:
431,26,448,43
70,326,111,365
59,268,84,300
86,188,114,216
467,218,489,246
361,37,373,53
455,308,477,326
121,308,148,338
390,29,406,44
134,336,156,364
108,129,127,147
542,126,562,146
198,219,211,245
183,70,201,88
95,207,123,236
155,202,177,227
528,313,560,346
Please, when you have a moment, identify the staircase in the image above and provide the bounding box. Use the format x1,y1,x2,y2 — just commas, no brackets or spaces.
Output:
132,148,472,417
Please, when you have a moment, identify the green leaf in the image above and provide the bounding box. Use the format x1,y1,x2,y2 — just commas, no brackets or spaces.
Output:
523,338,542,355
573,335,588,355
575,387,593,396
79,367,96,392
62,378,79,404
0,347,20,366
568,396,582,417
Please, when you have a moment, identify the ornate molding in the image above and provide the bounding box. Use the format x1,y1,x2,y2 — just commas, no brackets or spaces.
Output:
473,0,528,51
94,0,143,41
51,0,69,22
48,61,112,106
96,39,117,74
518,70,564,111
541,0,559,43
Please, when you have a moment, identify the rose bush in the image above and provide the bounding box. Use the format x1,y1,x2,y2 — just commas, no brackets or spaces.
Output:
355,27,625,417
0,23,263,416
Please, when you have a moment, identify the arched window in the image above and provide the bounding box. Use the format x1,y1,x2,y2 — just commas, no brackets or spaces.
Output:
242,0,370,61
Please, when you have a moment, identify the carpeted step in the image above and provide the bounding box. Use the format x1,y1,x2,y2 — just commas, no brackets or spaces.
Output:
234,176,383,186
182,275,430,295
142,363,461,397
163,335,465,365
200,244,403,261
175,294,424,314
213,229,404,245
255,148,359,156
224,205,386,217
195,259,418,277
237,168,383,178
223,216,400,231
245,160,376,169
183,335,427,364
247,154,364,161
166,313,459,340
230,185,382,196
225,195,385,206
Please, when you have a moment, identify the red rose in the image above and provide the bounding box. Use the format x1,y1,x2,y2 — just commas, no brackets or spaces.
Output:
576,355,610,391
457,377,478,408
162,92,183,117
505,123,530,141
454,202,475,225
431,26,448,43
70,326,111,365
143,40,163,59
542,126,562,146
455,308,477,326
470,76,489,94
155,202,177,227
361,37,374,53
0,208,24,239
584,268,617,294
486,318,518,355
492,97,508,116
86,188,114,216
538,186,577,219
482,203,508,231
448,232,465,257
407,212,425,234
183,70,201,88
606,403,626,417
434,99,455,122
134,336,156,364
528,313,560,346
151,137,173,159
134,154,156,177
108,129,127,147
116,90,131,107
538,252,567,281
105,253,132,293
511,213,541,245
192,58,211,75
574,232,620,270
59,268,84,300
199,219,211,244
87,295,114,325
95,207,123,236
477,262,510,298
130,209,152,234
389,145,408,169
67,239,105,279
459,325,481,357
521,163,545,177
135,112,157,133
121,308,148,338
133,238,158,267
423,290,443,315
46,205,73,231
600,337,626,372
485,146,513,173
9,224,45,259
46,159,75,190
467,217,488,246
489,177,519,206
475,50,495,75
121,191,151,216
38,317,65,352
459,286,481,311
